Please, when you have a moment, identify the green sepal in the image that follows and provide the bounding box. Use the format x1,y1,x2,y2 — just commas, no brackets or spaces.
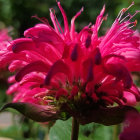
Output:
0,102,60,122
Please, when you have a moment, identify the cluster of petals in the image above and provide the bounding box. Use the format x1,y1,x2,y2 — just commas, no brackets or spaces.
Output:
1,2,140,110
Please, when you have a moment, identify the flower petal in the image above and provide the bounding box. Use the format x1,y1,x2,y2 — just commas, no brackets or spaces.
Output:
104,63,132,88
45,60,71,85
15,61,50,82
24,25,64,54
70,7,84,40
57,2,69,36
12,38,36,53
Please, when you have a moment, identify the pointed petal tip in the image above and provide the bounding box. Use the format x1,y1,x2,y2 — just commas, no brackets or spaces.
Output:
49,8,54,13
101,4,105,14
81,6,84,12
56,0,60,4
103,4,106,8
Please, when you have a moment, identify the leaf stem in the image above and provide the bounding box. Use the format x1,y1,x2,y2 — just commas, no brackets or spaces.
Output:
71,117,79,140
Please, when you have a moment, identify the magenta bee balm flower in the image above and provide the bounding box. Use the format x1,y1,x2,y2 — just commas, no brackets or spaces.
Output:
0,2,140,125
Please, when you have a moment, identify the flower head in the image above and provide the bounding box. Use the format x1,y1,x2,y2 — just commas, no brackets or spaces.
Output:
1,2,140,125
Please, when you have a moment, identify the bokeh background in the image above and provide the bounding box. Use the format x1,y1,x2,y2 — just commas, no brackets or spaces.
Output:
0,0,140,140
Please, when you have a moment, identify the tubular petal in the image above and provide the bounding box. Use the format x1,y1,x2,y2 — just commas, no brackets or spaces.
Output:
12,38,36,53
15,61,50,82
19,73,45,86
45,60,71,85
70,7,84,40
49,8,60,33
24,25,64,53
0,52,27,68
57,2,69,36
94,5,105,31
8,60,27,72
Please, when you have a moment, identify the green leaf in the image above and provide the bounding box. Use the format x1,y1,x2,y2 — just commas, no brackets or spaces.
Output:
0,102,60,122
49,118,115,140
90,124,113,140
0,125,23,139
49,118,72,140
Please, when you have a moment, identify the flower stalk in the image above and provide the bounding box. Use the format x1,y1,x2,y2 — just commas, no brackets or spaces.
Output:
71,117,80,140
113,124,121,140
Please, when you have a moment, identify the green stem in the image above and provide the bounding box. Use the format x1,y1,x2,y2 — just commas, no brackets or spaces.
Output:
71,117,79,140
113,124,121,140
44,127,50,140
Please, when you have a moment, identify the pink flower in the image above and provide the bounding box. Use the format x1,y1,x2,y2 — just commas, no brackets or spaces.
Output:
0,29,11,42
119,111,140,140
1,2,140,124
0,29,11,74
0,29,11,55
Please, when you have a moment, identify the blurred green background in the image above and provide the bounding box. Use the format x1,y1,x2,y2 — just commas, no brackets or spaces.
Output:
0,0,140,140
